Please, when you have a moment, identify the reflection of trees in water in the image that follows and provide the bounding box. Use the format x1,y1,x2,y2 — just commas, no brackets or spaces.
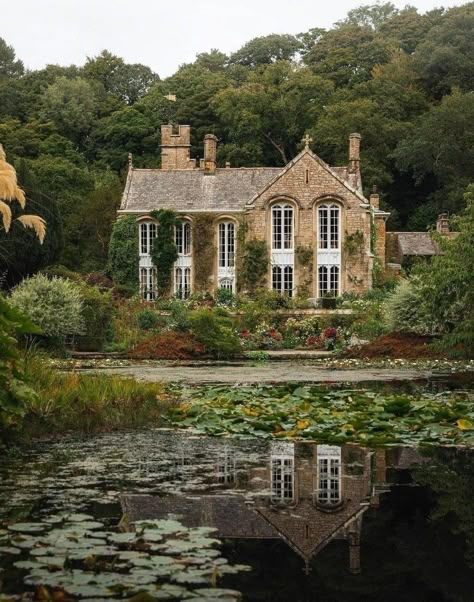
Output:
414,448,474,568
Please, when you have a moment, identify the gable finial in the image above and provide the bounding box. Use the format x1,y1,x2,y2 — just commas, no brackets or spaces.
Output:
302,133,313,150
128,152,133,168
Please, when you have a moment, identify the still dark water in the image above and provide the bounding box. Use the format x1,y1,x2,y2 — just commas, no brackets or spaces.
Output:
1,428,474,601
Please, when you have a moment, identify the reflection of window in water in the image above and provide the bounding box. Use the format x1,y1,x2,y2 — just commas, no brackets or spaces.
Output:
316,445,342,506
271,457,294,503
216,449,236,484
171,449,193,478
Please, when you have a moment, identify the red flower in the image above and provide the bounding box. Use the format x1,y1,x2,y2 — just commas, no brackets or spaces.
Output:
240,330,250,339
322,327,338,340
306,336,322,348
268,328,283,341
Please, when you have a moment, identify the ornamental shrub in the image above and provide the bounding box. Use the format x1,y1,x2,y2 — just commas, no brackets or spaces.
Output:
108,215,139,291
10,274,85,340
75,285,115,351
137,308,160,331
150,209,178,296
188,309,241,357
384,278,432,335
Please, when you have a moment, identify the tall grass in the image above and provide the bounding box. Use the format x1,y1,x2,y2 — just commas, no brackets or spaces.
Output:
19,354,174,438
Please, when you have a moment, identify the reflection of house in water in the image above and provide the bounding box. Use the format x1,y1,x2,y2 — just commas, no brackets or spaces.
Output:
122,443,390,574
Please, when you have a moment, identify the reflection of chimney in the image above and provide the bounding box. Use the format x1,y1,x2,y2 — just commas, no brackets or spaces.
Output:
349,540,361,574
203,134,218,174
348,133,361,173
436,213,450,234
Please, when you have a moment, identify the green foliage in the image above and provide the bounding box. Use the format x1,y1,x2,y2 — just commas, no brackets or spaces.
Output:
75,285,115,352
150,209,178,297
416,189,474,356
0,296,40,434
108,216,139,291
9,274,85,339
192,214,215,292
137,308,160,331
344,230,365,257
20,353,169,436
295,244,313,266
240,239,269,293
0,159,63,286
384,278,432,335
188,309,241,357
229,34,301,67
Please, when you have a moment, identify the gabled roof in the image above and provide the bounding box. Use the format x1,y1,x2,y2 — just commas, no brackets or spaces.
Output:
246,148,366,207
120,167,282,213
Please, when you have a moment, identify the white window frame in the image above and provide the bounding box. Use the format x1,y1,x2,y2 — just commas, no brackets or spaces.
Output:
271,203,295,296
317,203,342,298
271,456,295,504
175,266,191,300
139,221,157,256
140,266,156,301
217,221,236,293
272,204,294,251
316,445,342,507
175,221,191,256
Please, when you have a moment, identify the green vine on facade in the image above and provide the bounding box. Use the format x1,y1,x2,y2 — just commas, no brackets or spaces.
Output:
295,244,313,267
344,230,365,257
241,239,269,293
108,215,139,293
150,209,178,297
193,214,215,292
295,244,313,298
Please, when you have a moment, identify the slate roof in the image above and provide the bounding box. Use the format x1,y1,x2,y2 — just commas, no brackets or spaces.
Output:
120,167,282,213
395,232,442,256
121,494,279,539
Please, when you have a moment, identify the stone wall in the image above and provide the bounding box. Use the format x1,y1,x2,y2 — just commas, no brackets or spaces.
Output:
245,152,373,296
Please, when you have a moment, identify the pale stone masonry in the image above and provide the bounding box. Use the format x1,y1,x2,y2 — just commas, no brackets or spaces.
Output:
119,124,389,300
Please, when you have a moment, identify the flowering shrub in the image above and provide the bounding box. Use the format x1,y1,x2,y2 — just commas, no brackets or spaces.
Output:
10,274,85,339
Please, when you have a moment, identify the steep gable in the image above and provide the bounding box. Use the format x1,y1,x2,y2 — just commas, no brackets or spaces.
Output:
247,148,368,211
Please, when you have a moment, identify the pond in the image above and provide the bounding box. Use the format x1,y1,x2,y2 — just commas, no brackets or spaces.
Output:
1,426,474,601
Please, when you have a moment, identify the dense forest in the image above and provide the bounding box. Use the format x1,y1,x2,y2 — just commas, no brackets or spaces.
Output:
0,1,473,283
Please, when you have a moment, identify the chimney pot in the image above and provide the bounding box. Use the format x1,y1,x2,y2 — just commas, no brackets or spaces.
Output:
370,184,379,209
203,134,218,174
348,133,361,173
225,161,231,169
436,213,450,234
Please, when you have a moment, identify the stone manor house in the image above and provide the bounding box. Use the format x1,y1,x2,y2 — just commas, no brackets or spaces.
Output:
119,124,444,300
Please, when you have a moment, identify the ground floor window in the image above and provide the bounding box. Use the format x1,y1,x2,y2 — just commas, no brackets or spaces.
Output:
175,267,191,299
219,277,234,291
316,445,342,507
318,265,339,297
140,267,156,301
272,265,293,297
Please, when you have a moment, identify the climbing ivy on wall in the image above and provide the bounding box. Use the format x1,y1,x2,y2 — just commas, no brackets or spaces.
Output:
193,214,215,292
295,244,313,298
150,209,178,297
108,215,139,292
241,239,269,293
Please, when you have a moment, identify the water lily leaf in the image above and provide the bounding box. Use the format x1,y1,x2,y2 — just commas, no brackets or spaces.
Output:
457,419,474,430
8,523,47,534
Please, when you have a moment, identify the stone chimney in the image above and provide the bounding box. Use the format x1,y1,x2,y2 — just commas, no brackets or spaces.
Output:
348,133,361,173
369,185,379,210
436,213,450,234
160,124,196,170
203,134,218,174
348,534,361,575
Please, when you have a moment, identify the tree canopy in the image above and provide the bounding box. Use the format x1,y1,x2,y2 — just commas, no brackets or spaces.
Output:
0,2,473,281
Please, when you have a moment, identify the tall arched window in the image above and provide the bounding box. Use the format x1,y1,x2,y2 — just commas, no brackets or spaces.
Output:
317,203,342,297
271,203,295,296
140,266,156,301
175,221,191,255
318,204,340,250
218,221,236,292
139,221,157,255
174,220,192,298
272,204,294,250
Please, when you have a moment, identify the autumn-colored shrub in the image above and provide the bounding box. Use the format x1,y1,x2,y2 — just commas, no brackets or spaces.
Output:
130,331,205,360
